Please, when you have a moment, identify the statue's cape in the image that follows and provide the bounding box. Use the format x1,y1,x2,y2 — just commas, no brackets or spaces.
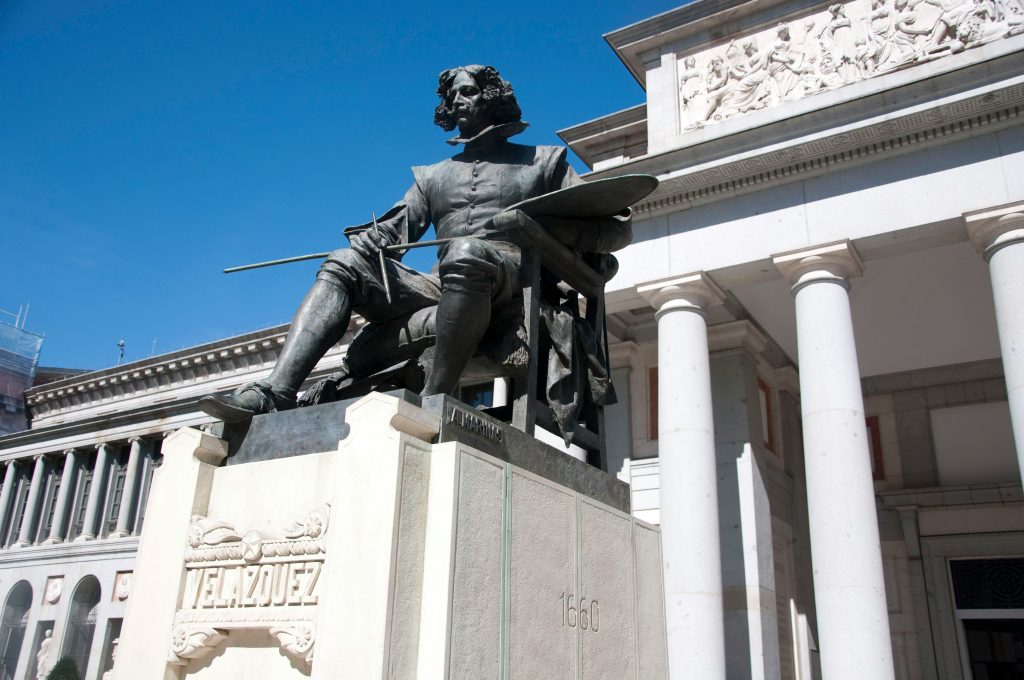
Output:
502,174,659,219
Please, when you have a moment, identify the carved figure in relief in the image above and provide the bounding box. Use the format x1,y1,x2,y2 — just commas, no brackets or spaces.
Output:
998,0,1024,32
913,0,973,51
812,42,846,90
724,40,772,113
822,4,862,82
35,630,52,680
887,0,932,66
767,24,806,101
868,0,897,67
678,56,704,128
700,56,732,124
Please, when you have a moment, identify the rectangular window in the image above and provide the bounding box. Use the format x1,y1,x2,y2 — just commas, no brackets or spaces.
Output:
35,462,63,544
648,366,658,441
459,382,494,409
866,415,884,481
67,460,94,541
103,447,129,536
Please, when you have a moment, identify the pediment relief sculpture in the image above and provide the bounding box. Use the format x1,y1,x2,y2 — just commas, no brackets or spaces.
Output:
679,0,1024,130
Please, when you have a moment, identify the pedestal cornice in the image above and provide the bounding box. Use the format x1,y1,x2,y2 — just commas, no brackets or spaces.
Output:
964,203,1024,260
773,241,864,293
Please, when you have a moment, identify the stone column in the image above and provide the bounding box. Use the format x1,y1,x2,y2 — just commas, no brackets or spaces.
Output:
637,273,727,680
0,461,19,542
965,204,1024,478
13,455,48,547
44,449,78,544
112,438,144,538
76,442,113,541
492,378,509,408
774,241,895,680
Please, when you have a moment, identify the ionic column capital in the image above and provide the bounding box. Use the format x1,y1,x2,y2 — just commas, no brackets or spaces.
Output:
773,241,863,293
964,203,1024,261
636,272,726,320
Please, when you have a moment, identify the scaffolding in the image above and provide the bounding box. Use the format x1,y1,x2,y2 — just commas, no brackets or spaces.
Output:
0,320,44,435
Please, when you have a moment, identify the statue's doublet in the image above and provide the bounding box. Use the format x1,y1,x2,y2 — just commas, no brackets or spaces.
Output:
369,135,577,246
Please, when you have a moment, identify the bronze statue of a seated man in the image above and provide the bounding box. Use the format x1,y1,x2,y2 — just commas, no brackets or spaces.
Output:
200,64,632,423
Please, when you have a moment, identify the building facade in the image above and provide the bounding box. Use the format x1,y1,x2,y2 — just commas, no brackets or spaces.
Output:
1,1,1023,678
559,0,1024,678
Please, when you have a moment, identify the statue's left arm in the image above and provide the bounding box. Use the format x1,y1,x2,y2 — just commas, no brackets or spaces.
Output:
543,147,634,254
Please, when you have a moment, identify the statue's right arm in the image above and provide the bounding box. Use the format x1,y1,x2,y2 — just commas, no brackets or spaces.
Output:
343,178,432,261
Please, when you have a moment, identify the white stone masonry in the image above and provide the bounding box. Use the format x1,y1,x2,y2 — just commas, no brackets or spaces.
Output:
637,273,728,680
774,241,896,680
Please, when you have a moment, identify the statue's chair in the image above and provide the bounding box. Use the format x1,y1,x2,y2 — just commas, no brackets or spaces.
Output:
301,210,615,470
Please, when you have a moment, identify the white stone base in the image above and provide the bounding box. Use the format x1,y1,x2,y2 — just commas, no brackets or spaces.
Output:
110,393,667,680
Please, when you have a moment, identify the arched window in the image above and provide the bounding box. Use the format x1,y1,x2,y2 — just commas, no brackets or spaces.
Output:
0,581,32,680
62,576,101,676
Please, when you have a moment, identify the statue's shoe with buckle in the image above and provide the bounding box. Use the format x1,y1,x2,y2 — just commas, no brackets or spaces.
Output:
198,381,295,423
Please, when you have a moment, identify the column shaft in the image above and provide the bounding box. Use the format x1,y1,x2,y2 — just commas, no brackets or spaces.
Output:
639,273,727,680
77,443,112,541
988,242,1024,473
792,273,894,680
14,455,48,547
45,450,78,544
0,462,18,542
965,207,1024,478
113,439,144,537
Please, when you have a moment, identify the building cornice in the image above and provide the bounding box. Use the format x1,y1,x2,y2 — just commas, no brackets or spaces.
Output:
0,536,140,567
594,61,1024,218
21,317,364,428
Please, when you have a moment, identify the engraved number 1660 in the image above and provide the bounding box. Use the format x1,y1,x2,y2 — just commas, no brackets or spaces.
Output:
559,592,599,632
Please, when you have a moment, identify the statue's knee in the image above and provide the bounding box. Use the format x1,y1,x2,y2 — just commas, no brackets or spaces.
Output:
439,238,496,291
439,237,486,269
316,247,362,288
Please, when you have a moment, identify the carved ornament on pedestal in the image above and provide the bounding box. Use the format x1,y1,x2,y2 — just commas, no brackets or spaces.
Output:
166,504,330,670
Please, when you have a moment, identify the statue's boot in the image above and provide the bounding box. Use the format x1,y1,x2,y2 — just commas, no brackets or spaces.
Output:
199,279,352,422
421,288,490,397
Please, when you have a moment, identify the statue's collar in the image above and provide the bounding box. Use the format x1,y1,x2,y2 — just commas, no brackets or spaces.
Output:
447,121,529,148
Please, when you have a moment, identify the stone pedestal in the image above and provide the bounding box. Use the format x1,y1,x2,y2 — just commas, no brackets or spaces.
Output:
111,392,667,680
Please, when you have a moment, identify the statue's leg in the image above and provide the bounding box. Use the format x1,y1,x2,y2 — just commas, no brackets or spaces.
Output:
199,249,366,422
268,277,351,397
422,238,515,397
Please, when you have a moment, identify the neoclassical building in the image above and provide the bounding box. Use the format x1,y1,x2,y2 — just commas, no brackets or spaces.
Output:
557,0,1024,678
2,0,1023,678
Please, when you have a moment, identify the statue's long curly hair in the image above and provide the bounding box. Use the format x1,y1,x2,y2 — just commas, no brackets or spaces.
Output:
433,65,522,132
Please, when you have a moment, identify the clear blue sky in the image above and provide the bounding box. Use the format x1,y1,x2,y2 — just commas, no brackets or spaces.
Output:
1,0,677,371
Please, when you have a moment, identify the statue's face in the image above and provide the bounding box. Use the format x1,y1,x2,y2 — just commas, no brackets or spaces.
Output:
448,70,487,138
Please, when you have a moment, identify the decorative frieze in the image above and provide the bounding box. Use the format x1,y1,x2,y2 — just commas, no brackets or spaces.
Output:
677,0,1024,130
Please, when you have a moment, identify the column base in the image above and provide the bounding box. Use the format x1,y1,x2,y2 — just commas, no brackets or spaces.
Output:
41,537,63,546
109,530,131,539
10,541,30,549
74,534,96,542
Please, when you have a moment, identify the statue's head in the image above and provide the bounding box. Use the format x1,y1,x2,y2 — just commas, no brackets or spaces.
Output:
433,65,522,137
